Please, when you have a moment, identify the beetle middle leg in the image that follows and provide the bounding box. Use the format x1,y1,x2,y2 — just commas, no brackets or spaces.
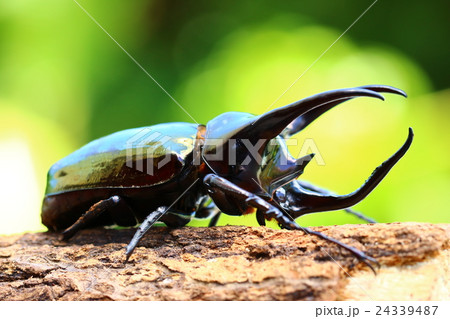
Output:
207,211,222,227
203,174,378,272
125,206,167,262
160,209,194,228
195,198,222,227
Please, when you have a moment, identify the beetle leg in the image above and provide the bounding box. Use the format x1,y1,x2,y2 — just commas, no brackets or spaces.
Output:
203,174,378,272
204,174,290,222
294,226,379,274
256,209,266,226
295,180,377,223
208,211,222,227
62,196,121,240
125,206,167,262
160,211,192,228
205,204,222,227
194,199,222,227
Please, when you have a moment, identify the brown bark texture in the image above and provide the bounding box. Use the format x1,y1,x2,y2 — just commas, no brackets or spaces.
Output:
0,222,448,301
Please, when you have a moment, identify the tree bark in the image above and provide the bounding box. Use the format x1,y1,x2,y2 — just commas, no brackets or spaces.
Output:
0,222,448,300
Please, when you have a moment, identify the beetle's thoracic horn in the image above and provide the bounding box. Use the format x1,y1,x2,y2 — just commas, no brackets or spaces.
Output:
285,128,414,218
283,85,407,137
267,153,315,194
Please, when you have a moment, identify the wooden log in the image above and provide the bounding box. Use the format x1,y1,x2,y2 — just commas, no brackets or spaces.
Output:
0,222,448,300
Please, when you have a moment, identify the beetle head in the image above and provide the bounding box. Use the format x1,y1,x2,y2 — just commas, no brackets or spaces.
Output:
202,111,314,196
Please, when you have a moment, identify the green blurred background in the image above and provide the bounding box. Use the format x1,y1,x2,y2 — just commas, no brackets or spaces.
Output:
0,0,449,235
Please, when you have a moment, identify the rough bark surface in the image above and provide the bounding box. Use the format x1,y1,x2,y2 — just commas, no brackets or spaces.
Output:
0,222,448,301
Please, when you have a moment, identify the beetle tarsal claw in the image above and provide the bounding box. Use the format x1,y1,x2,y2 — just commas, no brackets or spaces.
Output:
359,254,381,275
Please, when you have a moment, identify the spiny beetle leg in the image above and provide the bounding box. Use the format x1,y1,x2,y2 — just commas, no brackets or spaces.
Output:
265,210,379,274
342,209,377,224
62,195,121,240
296,180,377,223
300,226,380,274
125,206,167,262
256,209,266,226
195,199,221,227
203,174,378,273
204,174,286,223
208,211,221,227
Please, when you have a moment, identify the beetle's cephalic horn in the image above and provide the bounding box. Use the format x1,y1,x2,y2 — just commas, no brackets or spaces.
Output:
282,85,407,137
232,87,387,159
284,128,414,218
242,87,386,143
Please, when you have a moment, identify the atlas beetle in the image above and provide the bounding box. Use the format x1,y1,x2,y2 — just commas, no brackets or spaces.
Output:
42,85,413,271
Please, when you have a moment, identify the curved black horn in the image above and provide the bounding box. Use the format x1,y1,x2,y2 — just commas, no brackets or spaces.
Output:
245,87,385,140
283,85,407,137
285,128,414,218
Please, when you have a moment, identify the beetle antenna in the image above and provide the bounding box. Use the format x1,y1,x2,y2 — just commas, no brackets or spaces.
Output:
201,154,220,176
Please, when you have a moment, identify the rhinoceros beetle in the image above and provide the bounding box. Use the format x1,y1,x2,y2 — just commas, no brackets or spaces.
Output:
42,85,413,271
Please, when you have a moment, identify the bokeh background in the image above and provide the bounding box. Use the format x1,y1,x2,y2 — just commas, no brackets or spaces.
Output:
1,0,449,235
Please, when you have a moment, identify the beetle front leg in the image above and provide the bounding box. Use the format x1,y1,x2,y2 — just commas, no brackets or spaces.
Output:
203,174,295,225
203,174,378,273
255,201,379,273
